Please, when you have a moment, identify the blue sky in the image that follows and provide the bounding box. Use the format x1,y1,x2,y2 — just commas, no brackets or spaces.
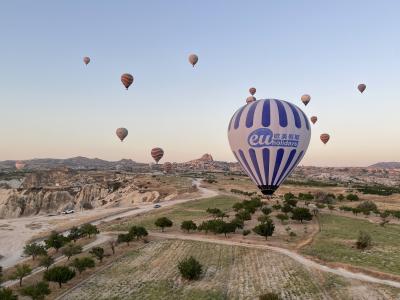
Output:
0,1,399,166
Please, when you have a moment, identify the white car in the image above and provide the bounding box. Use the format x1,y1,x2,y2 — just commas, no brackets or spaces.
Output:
62,209,75,214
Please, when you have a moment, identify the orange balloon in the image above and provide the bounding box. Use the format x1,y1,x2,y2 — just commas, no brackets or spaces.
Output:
188,54,198,67
310,116,317,124
320,133,330,144
121,73,134,90
249,87,256,96
301,94,311,106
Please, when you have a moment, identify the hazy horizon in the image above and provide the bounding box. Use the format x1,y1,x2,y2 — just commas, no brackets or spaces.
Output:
1,1,400,167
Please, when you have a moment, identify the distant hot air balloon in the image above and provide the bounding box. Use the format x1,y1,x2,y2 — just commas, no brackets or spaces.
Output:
83,57,90,66
358,84,366,93
116,128,128,142
188,54,198,67
163,162,173,173
246,96,256,104
228,99,311,195
249,87,256,96
320,133,330,144
301,94,311,106
15,161,26,170
151,147,164,163
121,73,134,90
310,116,318,124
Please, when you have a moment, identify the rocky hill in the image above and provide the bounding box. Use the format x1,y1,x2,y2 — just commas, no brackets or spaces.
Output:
368,162,400,169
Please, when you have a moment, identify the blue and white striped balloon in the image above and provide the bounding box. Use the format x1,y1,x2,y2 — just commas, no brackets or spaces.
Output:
228,99,311,195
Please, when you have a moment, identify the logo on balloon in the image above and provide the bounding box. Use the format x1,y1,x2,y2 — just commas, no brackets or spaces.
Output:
248,128,299,148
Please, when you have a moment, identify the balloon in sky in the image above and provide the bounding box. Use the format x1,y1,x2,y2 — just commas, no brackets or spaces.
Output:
246,96,256,104
310,116,318,124
358,84,366,93
249,87,256,96
121,73,134,90
188,54,198,67
151,147,164,163
320,133,330,144
163,162,172,173
116,128,128,142
83,57,90,66
228,99,311,195
301,94,311,106
15,161,26,170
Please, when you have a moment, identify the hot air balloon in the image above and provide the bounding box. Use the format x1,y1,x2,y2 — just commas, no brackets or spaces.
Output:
15,161,26,170
301,94,311,106
246,96,256,104
83,57,90,66
310,116,317,124
163,162,173,173
121,73,134,90
320,133,330,144
358,84,366,93
116,128,128,142
228,99,311,195
249,87,256,96
151,147,164,163
188,54,198,67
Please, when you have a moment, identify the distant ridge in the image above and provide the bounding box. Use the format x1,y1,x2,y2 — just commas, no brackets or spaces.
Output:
368,162,400,169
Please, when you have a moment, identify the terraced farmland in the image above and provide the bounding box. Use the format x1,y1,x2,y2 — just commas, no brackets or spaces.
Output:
60,239,399,300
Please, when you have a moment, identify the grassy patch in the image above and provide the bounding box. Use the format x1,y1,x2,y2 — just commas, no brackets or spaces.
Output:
302,214,400,275
105,195,239,231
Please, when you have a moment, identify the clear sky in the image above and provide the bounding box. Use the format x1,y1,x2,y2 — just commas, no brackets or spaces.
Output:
0,1,399,166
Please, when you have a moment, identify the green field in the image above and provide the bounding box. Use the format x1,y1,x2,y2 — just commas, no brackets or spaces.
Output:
105,195,240,231
302,214,400,275
61,239,399,300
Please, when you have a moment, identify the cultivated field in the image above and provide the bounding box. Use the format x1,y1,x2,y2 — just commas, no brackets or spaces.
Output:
302,214,400,276
60,239,400,300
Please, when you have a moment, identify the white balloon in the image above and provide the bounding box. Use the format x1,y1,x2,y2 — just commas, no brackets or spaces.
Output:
228,99,311,195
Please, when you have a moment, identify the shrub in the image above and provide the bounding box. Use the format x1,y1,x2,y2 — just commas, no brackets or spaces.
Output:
61,243,82,260
242,229,251,236
235,210,251,221
43,266,75,288
316,203,326,209
0,288,18,300
181,220,197,233
281,204,293,213
275,213,289,223
298,193,313,201
272,204,282,210
291,208,313,223
44,231,67,252
337,194,345,201
89,247,105,262
346,194,359,201
356,231,372,250
70,257,95,274
155,217,173,232
11,264,32,286
357,200,378,213
39,255,54,270
21,281,50,300
178,256,202,280
80,223,99,238
23,242,47,260
261,207,272,215
259,292,281,300
253,219,275,240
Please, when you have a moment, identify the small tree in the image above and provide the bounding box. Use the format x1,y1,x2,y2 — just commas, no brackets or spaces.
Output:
12,264,32,286
154,217,173,232
61,243,82,260
284,192,295,202
352,208,361,215
261,207,272,216
206,208,222,218
39,255,55,270
70,257,95,274
178,256,202,280
281,204,293,214
346,194,359,201
23,242,47,261
357,201,377,213
129,226,148,240
21,281,51,300
257,215,270,223
291,207,313,223
80,223,99,238
90,246,105,262
0,288,18,300
232,202,244,212
68,226,82,242
253,219,275,240
337,194,345,201
275,213,289,224
117,233,133,246
181,220,197,233
259,292,281,300
216,221,237,237
44,231,67,252
356,231,372,250
235,210,251,221
43,266,75,288
230,217,244,230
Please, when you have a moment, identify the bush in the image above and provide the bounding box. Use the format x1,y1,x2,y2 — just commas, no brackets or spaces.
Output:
178,256,202,280
80,223,99,238
39,255,54,270
316,203,326,209
291,207,313,223
337,194,345,201
11,264,32,286
235,210,251,221
23,242,47,260
61,243,82,260
242,229,251,236
259,292,281,300
357,200,378,213
253,219,275,240
261,207,272,215
44,231,67,252
284,192,295,201
275,213,289,223
89,247,105,262
257,215,270,223
346,194,359,201
339,206,353,212
356,231,372,250
0,288,18,300
44,266,75,288
181,220,197,233
70,257,95,274
272,204,282,210
298,192,314,201
281,204,293,213
21,281,51,300
155,217,173,232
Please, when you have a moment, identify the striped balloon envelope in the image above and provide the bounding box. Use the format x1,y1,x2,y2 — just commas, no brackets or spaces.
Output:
151,147,164,163
228,99,311,195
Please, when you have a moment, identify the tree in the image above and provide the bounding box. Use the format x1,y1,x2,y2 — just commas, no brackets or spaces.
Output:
61,243,82,260
70,257,95,274
117,233,133,246
257,215,270,223
21,281,51,300
261,207,272,216
154,217,173,232
259,292,281,300
206,208,222,218
232,202,244,212
68,226,82,242
129,226,148,240
216,221,237,237
275,213,289,224
90,246,105,262
12,264,32,286
0,288,18,300
337,194,345,201
23,242,47,260
80,224,99,238
253,219,275,240
178,256,202,280
181,220,197,233
108,239,116,255
357,201,377,213
230,217,244,230
356,231,372,250
44,231,67,252
39,255,54,270
281,204,293,214
43,266,75,288
284,192,295,202
392,210,400,220
291,207,313,223
346,194,359,201
235,210,251,221
352,208,361,216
